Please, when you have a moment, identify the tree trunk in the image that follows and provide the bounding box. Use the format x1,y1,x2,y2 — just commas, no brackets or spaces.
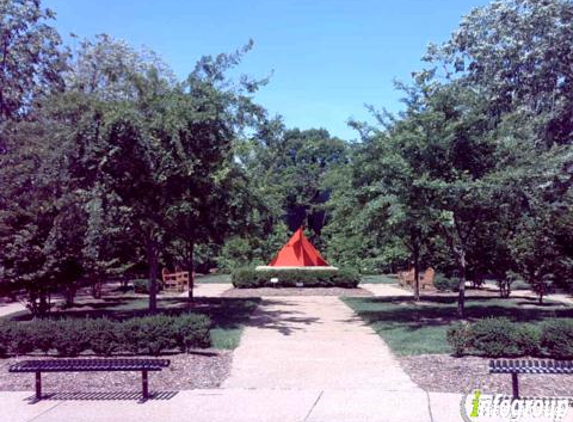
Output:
39,292,48,316
91,276,102,299
187,240,195,301
147,238,158,312
457,247,466,318
413,242,420,302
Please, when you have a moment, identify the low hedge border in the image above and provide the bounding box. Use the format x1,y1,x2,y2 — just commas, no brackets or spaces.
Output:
447,317,573,359
133,279,164,294
232,267,360,288
0,313,211,358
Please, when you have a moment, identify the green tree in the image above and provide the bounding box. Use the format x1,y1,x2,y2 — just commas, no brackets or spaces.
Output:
0,0,68,122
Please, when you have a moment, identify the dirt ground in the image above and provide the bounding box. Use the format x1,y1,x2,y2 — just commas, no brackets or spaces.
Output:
400,354,573,397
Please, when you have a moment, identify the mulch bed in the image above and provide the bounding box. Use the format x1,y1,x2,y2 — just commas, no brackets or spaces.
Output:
399,354,573,397
0,350,232,393
222,287,372,297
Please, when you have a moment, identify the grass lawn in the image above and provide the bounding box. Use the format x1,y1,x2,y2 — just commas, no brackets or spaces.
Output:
360,274,398,284
343,294,573,356
6,296,259,350
195,274,231,284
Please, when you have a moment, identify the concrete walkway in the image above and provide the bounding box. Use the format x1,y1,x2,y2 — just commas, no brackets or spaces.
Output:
0,301,27,318
1,390,477,422
224,296,418,390
180,283,231,298
361,283,412,297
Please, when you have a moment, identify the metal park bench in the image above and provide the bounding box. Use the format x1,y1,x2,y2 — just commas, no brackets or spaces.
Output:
489,359,573,399
9,358,170,402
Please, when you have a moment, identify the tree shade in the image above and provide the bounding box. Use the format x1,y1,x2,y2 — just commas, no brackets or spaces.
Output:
269,227,329,267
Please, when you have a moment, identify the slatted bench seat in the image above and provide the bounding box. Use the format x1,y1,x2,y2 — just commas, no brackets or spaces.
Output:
9,358,170,402
489,359,573,399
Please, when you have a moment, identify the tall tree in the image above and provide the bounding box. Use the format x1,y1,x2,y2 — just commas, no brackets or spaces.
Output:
0,0,68,123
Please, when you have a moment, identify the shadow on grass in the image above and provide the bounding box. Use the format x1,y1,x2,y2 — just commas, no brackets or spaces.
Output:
344,295,573,332
11,297,262,333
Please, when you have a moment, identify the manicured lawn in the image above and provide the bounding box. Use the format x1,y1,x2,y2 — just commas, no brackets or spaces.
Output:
7,296,259,350
343,295,573,356
360,274,398,284
195,274,232,284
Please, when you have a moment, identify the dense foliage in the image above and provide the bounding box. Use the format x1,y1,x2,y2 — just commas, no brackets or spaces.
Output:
232,267,360,288
447,317,573,359
0,314,211,357
0,0,571,318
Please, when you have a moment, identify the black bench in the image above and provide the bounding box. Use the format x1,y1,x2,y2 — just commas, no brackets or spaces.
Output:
9,359,170,402
489,359,573,399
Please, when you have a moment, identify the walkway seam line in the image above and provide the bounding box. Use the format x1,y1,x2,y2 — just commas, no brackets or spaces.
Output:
303,390,323,421
425,390,435,422
26,400,65,422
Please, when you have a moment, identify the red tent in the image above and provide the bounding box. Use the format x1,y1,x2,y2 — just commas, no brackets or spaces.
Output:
269,227,330,267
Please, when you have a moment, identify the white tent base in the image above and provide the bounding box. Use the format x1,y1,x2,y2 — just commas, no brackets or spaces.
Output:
255,266,339,271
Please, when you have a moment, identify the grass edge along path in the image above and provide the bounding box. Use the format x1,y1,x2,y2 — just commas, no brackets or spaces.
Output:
342,295,573,356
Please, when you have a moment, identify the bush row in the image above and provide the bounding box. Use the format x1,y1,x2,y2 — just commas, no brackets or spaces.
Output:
0,313,211,358
434,274,459,292
133,279,163,294
232,267,360,288
447,317,573,359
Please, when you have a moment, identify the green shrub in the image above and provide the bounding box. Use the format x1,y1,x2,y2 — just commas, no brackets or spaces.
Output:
118,318,147,355
137,315,178,356
468,317,521,357
232,267,360,288
434,274,459,292
515,324,542,356
173,314,211,352
53,319,89,357
4,322,35,356
0,322,8,357
0,312,212,358
28,319,55,354
541,319,573,359
133,279,163,294
446,322,470,356
86,318,120,356
452,318,547,358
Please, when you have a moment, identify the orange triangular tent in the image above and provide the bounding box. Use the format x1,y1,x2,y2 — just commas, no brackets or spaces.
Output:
269,227,330,267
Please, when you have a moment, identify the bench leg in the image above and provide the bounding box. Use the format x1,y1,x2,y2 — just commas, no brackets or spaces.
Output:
35,371,42,400
511,373,519,400
142,370,149,400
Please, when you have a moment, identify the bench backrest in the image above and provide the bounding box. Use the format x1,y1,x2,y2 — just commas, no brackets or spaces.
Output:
9,358,171,373
490,359,573,374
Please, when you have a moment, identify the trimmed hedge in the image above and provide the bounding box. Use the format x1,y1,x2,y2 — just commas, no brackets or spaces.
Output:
447,317,572,358
0,313,211,358
232,267,360,288
133,279,164,294
434,274,459,292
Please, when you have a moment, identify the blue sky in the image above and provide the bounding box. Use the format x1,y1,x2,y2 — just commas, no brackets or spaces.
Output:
44,0,490,140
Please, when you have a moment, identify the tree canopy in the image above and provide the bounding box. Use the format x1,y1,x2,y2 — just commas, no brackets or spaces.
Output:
0,0,571,316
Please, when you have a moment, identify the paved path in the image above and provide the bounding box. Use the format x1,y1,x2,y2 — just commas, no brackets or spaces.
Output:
179,283,231,298
2,390,482,422
361,283,412,297
0,301,27,318
224,296,418,390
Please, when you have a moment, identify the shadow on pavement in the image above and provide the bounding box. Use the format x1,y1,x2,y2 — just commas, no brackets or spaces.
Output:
27,390,179,402
244,298,322,336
